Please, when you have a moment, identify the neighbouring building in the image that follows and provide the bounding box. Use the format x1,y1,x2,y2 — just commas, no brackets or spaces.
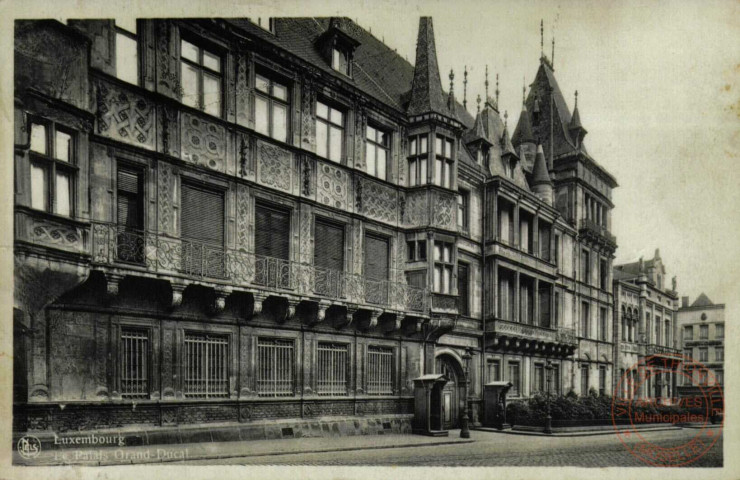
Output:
13,16,618,437
613,249,680,400
677,294,725,388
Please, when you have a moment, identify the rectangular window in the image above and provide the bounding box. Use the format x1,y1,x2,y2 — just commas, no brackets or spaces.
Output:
539,222,551,261
508,362,521,397
367,346,393,395
434,135,454,188
581,249,590,284
407,134,428,186
120,328,149,398
581,302,590,338
552,364,561,396
533,364,545,393
581,364,589,395
683,348,692,360
317,342,349,396
457,263,469,316
716,324,724,339
599,307,608,341
365,124,389,179
715,347,723,362
599,367,607,396
553,290,560,327
28,122,76,217
313,218,344,296
332,47,350,76
600,258,609,290
257,337,294,397
700,324,708,340
519,210,533,253
433,241,453,294
683,326,693,341
115,20,138,85
180,38,222,116
457,190,469,231
715,370,723,385
255,73,289,142
554,233,561,267
407,239,427,261
498,269,515,321
317,100,344,163
184,333,229,398
365,234,390,304
519,277,533,324
116,166,145,264
699,347,708,362
181,183,225,277
538,283,551,328
254,203,291,288
497,198,514,245
487,359,501,382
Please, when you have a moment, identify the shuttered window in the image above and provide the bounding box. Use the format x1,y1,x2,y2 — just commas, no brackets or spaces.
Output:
181,183,225,277
364,234,389,281
457,263,469,316
314,219,344,271
255,203,290,260
116,167,145,264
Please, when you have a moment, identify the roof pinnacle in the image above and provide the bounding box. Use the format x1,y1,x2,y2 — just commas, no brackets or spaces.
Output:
463,66,468,110
495,73,500,107
476,94,481,113
485,65,489,101
540,19,544,58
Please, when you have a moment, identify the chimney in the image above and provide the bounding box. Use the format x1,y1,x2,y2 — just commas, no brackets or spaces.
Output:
681,296,689,308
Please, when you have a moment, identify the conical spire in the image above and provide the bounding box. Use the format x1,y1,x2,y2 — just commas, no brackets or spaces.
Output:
569,90,587,149
532,144,552,186
407,17,453,119
501,111,517,157
512,103,535,146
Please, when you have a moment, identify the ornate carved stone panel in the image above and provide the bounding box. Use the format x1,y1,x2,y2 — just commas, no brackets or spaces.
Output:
352,221,363,275
403,190,428,226
299,205,313,265
354,106,366,170
433,191,456,230
155,21,181,99
235,51,250,127
28,218,85,252
301,78,316,149
317,161,349,210
161,327,174,398
236,184,250,252
257,140,293,193
157,162,174,235
96,81,155,150
360,178,397,224
180,113,226,172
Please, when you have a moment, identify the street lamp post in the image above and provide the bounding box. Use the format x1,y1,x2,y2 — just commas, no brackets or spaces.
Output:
460,349,472,438
544,360,553,435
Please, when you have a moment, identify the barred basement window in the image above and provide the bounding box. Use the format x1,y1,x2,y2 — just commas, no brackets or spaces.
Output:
257,338,294,397
367,346,393,395
120,328,149,398
317,342,349,396
184,333,229,398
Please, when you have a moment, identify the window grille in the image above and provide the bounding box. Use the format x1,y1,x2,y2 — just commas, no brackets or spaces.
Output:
257,338,294,397
120,329,149,398
184,333,229,398
317,342,349,396
367,346,393,395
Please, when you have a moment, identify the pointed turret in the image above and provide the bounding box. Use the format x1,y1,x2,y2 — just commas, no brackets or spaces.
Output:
512,104,535,147
501,114,517,158
407,17,455,120
530,144,553,205
569,90,588,149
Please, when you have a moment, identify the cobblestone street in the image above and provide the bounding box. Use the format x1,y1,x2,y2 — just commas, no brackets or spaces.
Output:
181,429,722,467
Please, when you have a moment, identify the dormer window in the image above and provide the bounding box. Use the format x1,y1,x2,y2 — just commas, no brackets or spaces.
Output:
252,17,275,34
332,47,351,76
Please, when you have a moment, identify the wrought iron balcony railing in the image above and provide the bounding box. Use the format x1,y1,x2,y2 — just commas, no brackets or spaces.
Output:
645,343,680,356
91,223,429,313
487,318,577,346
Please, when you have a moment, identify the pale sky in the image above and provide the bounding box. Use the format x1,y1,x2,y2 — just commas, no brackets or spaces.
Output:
2,0,738,307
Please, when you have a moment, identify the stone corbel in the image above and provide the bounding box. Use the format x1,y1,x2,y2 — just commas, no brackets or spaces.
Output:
252,292,268,317
283,299,301,323
384,313,404,334
362,309,382,331
313,300,331,325
170,283,186,309
339,305,358,329
105,274,124,303
209,289,231,316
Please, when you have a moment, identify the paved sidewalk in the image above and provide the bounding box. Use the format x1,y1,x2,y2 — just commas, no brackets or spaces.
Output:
14,432,474,467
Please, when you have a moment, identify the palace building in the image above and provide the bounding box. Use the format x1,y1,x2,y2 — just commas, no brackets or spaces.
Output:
13,16,618,436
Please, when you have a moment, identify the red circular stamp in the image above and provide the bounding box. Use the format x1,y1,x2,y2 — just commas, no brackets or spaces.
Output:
611,353,723,467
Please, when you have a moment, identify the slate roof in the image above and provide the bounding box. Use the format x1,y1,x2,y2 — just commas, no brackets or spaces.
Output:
691,293,714,307
531,144,552,186
226,17,475,128
511,104,534,146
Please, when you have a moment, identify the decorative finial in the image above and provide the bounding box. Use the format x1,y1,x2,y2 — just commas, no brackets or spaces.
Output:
485,65,489,101
463,66,468,109
449,69,454,94
574,90,578,109
495,73,500,106
522,76,526,104
552,36,555,68
504,110,508,128
540,19,544,57
476,94,481,113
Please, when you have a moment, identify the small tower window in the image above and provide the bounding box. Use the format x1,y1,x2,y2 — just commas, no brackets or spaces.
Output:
332,47,351,76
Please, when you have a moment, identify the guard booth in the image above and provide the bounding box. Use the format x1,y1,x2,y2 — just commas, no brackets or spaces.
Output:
483,381,513,429
412,374,449,436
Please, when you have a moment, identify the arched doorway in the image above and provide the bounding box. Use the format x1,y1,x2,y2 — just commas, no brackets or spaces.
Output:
436,354,464,429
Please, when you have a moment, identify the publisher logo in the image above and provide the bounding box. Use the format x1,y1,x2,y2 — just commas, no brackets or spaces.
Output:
17,435,41,459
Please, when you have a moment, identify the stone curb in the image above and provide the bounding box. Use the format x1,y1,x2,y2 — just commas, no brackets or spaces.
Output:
472,425,683,437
